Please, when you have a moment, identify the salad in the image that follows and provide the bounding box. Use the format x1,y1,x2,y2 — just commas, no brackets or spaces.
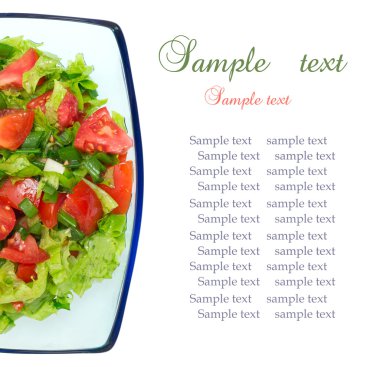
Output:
0,36,134,333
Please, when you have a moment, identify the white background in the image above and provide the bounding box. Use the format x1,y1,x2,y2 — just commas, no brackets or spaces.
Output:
1,0,380,366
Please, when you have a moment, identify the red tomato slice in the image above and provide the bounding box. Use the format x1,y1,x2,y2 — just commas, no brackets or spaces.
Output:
0,49,39,90
0,109,34,150
27,89,78,130
11,301,25,312
0,178,40,209
74,107,133,154
16,264,37,283
62,180,103,235
99,161,133,214
0,202,16,240
6,232,26,251
26,91,50,110
77,111,87,123
0,247,48,263
0,234,49,264
58,90,78,129
38,193,66,229
118,153,127,162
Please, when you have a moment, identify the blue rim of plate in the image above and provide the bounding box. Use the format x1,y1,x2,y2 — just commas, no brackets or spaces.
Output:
0,13,144,354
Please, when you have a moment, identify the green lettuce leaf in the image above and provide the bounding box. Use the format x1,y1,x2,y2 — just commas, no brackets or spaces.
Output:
0,92,6,108
83,178,118,214
45,80,67,124
98,214,127,238
79,79,98,90
37,171,60,198
65,53,93,77
0,312,15,334
112,111,127,132
0,43,15,60
33,108,56,132
62,53,107,112
82,95,107,115
23,297,58,320
1,291,72,324
0,155,41,177
69,235,125,296
63,54,93,110
23,52,62,94
0,89,29,109
39,228,72,287
0,261,48,304
0,36,41,65
69,215,126,296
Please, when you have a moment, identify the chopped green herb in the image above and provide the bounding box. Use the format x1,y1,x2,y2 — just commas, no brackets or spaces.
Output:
57,210,78,228
19,198,38,218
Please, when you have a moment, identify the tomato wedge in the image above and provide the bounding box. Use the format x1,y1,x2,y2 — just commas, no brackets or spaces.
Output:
38,193,66,229
0,202,16,240
11,302,25,312
16,264,37,283
0,247,48,263
62,180,103,235
118,153,127,162
74,107,133,154
99,161,134,214
0,109,34,150
0,233,49,264
0,49,39,90
27,89,78,130
26,90,50,110
0,178,40,209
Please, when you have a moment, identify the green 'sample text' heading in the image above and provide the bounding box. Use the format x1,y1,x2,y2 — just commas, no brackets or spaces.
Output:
159,35,348,81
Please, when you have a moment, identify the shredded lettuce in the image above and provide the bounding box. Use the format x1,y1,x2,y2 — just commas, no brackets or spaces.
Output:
45,80,67,124
35,217,125,299
0,43,15,61
82,95,107,115
83,178,118,214
0,155,41,177
22,295,59,320
39,228,71,287
33,108,56,133
0,36,41,65
112,110,127,132
61,53,107,112
36,170,60,198
98,214,127,238
0,291,72,324
23,52,62,94
63,54,93,110
65,53,93,77
79,79,98,90
0,89,29,109
69,215,126,296
0,261,48,304
0,92,6,108
0,312,15,333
